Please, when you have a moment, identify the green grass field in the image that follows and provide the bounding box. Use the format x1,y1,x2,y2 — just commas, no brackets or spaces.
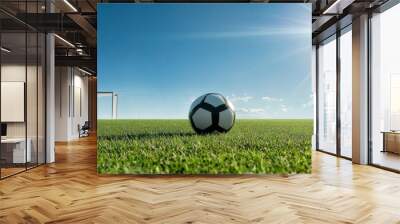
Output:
97,119,312,174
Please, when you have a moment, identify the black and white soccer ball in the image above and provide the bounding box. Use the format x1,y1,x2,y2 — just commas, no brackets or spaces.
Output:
189,93,235,134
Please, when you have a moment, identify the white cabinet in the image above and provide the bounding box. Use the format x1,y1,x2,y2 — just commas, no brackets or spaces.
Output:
1,138,32,163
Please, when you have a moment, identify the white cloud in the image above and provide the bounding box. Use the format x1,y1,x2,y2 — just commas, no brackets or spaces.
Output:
262,96,283,102
302,94,314,108
280,104,288,112
250,108,265,113
177,27,309,40
237,108,265,113
228,95,253,103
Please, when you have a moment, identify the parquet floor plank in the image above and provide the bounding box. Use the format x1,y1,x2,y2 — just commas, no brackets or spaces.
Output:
0,135,400,223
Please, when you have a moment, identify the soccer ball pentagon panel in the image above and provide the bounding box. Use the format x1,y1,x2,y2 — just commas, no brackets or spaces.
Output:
189,93,235,134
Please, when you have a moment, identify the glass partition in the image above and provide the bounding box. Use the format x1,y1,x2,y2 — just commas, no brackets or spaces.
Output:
1,31,28,177
0,1,46,179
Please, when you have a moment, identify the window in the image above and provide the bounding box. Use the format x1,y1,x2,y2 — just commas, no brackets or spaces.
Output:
340,28,352,158
371,3,400,171
317,36,337,154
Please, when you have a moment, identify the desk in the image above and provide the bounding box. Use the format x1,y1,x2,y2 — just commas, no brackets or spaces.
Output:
382,131,400,154
1,138,31,163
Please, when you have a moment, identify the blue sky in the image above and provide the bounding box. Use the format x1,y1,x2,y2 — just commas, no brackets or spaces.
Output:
98,4,312,119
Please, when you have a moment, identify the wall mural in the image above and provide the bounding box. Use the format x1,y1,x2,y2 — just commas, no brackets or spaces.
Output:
97,4,313,174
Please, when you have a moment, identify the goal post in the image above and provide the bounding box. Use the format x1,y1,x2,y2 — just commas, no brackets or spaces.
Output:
97,91,118,119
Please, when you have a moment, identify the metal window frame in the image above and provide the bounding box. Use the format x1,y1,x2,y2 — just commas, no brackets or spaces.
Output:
315,0,400,172
315,23,353,161
97,91,118,120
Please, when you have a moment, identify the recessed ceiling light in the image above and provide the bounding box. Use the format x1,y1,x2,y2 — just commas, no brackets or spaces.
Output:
322,0,354,15
78,67,93,76
63,0,78,12
54,34,75,48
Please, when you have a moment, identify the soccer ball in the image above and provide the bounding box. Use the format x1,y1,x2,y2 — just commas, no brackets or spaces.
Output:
189,93,235,134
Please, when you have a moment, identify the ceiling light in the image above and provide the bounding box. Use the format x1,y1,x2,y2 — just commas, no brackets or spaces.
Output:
322,0,354,15
54,34,75,48
1,47,11,53
78,67,93,76
322,0,343,14
63,0,78,12
76,48,85,55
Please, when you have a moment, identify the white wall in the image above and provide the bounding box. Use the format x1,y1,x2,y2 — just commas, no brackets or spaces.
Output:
55,67,70,141
71,72,89,138
55,67,89,141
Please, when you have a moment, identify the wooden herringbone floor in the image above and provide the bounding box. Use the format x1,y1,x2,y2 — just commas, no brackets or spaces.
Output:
1,135,400,224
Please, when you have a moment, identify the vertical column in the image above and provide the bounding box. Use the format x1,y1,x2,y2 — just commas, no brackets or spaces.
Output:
46,33,55,163
336,31,341,156
46,1,55,163
315,45,320,150
88,77,97,131
352,14,369,164
112,94,118,120
312,45,317,150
